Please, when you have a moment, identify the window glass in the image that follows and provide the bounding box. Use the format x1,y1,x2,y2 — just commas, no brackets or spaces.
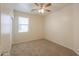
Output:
18,17,29,32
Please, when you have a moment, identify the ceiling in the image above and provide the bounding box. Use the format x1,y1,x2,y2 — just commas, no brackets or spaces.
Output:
2,3,71,16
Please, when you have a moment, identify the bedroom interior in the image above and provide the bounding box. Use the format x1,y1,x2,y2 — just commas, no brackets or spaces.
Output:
0,3,79,56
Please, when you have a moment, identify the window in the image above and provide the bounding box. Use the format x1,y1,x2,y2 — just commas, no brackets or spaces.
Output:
1,14,12,34
18,16,29,32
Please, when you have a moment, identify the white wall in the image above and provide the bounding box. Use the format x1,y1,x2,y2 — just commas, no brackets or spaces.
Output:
44,5,74,50
73,4,79,55
12,11,44,44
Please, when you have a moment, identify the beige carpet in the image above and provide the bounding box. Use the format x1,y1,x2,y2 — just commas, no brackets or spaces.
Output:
11,39,78,56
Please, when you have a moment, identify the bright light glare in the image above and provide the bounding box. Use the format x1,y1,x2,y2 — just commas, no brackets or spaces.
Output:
38,9,44,14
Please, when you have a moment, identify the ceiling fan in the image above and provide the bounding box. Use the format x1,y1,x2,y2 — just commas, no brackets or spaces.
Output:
32,3,52,14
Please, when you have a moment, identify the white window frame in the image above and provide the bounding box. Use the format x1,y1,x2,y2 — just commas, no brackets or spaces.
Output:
18,16,29,33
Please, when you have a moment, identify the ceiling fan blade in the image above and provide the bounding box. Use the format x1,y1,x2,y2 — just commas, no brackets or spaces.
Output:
45,10,51,12
45,3,51,8
34,3,39,6
40,3,44,8
31,9,37,12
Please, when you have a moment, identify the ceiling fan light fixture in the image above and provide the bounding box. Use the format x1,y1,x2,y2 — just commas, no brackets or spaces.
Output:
38,9,44,14
32,3,51,14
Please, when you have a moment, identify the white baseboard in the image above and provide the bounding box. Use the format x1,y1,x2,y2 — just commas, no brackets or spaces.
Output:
73,50,79,56
12,39,41,45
